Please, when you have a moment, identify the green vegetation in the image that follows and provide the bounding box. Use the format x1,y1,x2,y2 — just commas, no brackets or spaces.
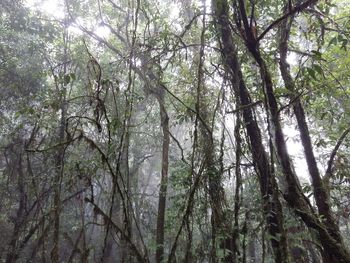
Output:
1,0,350,262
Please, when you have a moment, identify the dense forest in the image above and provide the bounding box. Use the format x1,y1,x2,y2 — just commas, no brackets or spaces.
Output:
1,0,350,262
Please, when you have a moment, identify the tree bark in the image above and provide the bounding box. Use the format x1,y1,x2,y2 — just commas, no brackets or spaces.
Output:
140,51,171,263
5,151,26,263
212,1,289,262
251,43,350,263
277,6,350,262
197,5,234,261
235,0,350,260
233,109,242,262
51,77,66,263
155,94,170,263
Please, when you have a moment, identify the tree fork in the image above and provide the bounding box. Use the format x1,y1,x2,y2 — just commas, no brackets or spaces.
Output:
238,1,350,260
277,6,350,262
212,0,289,262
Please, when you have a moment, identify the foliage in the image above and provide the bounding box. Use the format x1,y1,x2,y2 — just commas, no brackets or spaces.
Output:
1,0,350,262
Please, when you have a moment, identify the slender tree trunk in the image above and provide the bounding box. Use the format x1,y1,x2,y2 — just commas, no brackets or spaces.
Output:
242,211,248,263
139,49,171,263
51,96,66,263
197,5,234,261
51,22,70,263
119,123,132,263
184,216,193,262
278,7,349,262
201,125,229,262
233,110,242,262
212,1,289,262
155,95,170,263
51,65,68,263
5,152,26,263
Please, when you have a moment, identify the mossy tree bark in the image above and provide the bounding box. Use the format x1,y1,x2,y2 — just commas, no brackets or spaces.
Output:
212,1,289,262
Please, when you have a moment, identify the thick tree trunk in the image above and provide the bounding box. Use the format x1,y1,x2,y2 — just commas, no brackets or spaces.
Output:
277,9,349,262
249,46,350,263
212,1,289,262
232,2,350,259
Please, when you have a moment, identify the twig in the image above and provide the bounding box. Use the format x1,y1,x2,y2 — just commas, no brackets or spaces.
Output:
324,126,350,183
226,100,262,114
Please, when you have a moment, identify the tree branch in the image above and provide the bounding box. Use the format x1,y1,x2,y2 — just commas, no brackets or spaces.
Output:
257,0,318,42
84,198,148,263
324,126,350,183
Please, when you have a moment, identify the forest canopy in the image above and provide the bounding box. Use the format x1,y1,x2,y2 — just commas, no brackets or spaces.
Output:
1,0,350,262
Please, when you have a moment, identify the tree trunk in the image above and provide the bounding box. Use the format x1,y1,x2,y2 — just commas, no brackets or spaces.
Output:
250,45,350,263
51,78,67,263
140,52,171,263
233,109,242,262
51,24,70,263
5,151,26,263
277,7,349,262
235,4,350,260
155,95,170,263
51,101,66,263
212,1,289,262
197,6,234,261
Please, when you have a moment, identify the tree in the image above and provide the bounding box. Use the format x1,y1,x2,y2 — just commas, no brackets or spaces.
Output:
1,0,350,262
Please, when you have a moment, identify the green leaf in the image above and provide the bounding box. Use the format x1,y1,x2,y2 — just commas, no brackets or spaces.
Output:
63,74,70,86
27,107,35,114
311,50,323,60
307,67,317,80
313,64,323,75
328,37,337,47
337,34,344,42
69,73,76,81
341,40,348,50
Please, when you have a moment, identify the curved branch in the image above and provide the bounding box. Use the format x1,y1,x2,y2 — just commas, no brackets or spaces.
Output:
324,126,350,183
84,198,148,263
257,0,318,42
